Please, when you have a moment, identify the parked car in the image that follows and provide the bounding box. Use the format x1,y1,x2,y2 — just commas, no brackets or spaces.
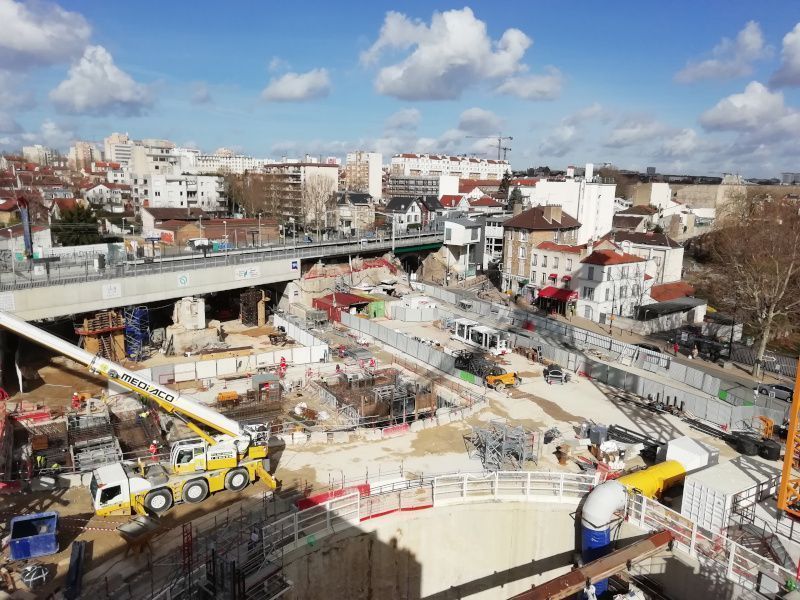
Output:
543,365,570,384
634,343,662,354
755,383,794,402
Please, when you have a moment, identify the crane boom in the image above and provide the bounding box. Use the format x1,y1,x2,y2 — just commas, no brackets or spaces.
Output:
777,358,800,517
0,310,243,439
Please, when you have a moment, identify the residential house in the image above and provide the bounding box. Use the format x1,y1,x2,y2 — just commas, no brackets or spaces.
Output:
418,195,444,225
501,205,581,292
439,194,470,211
612,214,648,232
615,204,659,228
603,231,683,284
528,241,587,313
576,244,653,323
82,183,132,213
140,207,207,235
0,200,18,225
384,196,423,232
336,191,375,234
50,198,81,220
468,196,504,214
459,179,502,200
443,218,482,280
476,212,510,270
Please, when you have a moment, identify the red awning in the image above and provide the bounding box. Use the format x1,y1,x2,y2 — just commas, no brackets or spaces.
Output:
549,273,558,279
562,275,572,281
537,286,578,302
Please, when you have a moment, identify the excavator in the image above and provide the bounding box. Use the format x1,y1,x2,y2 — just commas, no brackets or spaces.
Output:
0,311,278,517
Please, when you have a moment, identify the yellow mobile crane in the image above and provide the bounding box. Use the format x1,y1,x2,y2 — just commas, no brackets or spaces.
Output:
0,311,277,517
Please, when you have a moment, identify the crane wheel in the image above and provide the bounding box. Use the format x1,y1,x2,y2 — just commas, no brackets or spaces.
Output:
494,382,505,392
182,479,209,503
144,488,173,515
225,468,250,492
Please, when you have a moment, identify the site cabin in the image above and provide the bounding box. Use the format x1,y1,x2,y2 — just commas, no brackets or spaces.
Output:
90,438,273,516
451,318,510,355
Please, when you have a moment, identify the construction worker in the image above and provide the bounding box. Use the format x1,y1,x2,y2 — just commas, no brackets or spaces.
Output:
148,440,160,462
136,410,149,426
49,462,61,475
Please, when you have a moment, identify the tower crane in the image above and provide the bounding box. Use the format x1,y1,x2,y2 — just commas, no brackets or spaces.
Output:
0,310,278,517
776,358,800,518
465,134,513,161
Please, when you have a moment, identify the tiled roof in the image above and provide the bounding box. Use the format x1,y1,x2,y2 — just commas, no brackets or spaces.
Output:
612,215,647,230
0,199,17,211
618,205,658,216
581,249,645,266
511,178,538,186
503,206,581,231
458,178,502,193
470,196,503,207
53,198,78,212
142,207,207,220
605,230,682,248
439,194,465,208
650,281,695,302
535,241,584,254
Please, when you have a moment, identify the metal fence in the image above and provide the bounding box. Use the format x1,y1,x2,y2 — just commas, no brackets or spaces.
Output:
732,347,797,379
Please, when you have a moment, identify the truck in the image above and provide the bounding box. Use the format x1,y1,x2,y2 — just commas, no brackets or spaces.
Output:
453,350,521,391
0,311,277,517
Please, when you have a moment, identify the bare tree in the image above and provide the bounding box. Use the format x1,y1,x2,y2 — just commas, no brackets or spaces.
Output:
710,195,800,376
302,174,336,239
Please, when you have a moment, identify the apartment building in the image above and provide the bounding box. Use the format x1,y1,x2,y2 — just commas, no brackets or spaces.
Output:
260,162,338,225
132,174,227,213
336,192,375,233
386,174,459,198
512,163,615,244
104,132,135,166
82,183,132,213
22,145,53,166
501,205,581,292
344,151,382,199
129,139,183,176
68,141,100,171
177,147,272,174
391,153,509,180
443,218,482,279
604,231,684,284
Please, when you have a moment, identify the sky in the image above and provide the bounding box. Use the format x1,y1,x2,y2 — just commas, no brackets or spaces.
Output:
2,1,800,177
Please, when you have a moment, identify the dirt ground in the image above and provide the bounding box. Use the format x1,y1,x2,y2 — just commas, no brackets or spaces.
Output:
7,357,107,407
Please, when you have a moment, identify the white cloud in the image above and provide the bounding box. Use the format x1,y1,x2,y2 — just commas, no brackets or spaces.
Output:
605,117,666,148
385,108,421,131
564,102,606,125
49,46,152,116
261,68,331,102
191,81,211,104
675,21,770,83
657,129,703,158
771,23,800,87
539,124,577,157
496,67,563,100
700,81,788,131
268,56,289,72
2,119,76,150
362,8,545,101
457,107,502,135
0,0,90,69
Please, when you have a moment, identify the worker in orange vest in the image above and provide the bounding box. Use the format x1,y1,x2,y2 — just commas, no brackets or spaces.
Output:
148,440,161,462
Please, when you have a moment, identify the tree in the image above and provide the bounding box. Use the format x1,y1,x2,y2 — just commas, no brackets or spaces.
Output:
509,187,523,209
499,171,512,199
302,174,336,238
52,205,102,246
709,195,800,376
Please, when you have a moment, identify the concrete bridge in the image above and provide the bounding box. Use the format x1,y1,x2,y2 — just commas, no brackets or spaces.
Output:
1,232,443,320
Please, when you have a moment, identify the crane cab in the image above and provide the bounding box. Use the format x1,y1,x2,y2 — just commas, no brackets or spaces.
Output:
170,437,240,475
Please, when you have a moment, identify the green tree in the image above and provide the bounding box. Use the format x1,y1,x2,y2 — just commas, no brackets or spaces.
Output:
499,171,512,198
509,187,523,208
52,205,102,246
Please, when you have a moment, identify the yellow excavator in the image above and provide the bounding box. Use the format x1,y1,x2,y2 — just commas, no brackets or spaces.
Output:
0,311,278,517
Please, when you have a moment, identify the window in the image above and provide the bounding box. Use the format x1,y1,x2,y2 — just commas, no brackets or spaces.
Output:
587,266,595,280
632,284,639,297
518,246,526,259
583,287,595,300
542,256,548,268
445,228,451,241
99,484,122,504
620,285,627,298
605,287,610,301
471,228,479,241
567,258,573,270
519,231,528,242
532,254,538,266
553,257,559,269
155,191,161,197
531,270,536,281
541,272,547,284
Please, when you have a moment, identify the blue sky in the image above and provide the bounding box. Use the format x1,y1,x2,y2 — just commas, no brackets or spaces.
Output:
2,1,800,176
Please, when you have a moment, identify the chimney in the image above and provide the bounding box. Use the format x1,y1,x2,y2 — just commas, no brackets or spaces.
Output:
513,202,523,216
585,163,594,181
543,204,562,223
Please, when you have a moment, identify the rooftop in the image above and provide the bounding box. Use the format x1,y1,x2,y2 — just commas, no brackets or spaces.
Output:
650,281,696,302
440,194,466,208
535,241,584,254
618,205,659,216
581,249,645,266
142,207,207,221
469,196,503,207
503,206,581,231
606,230,682,248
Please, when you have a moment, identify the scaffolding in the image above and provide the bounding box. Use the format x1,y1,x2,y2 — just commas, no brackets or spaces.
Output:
124,306,151,362
467,421,539,471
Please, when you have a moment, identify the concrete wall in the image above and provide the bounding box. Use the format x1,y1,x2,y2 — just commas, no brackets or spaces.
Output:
3,258,301,320
283,503,580,600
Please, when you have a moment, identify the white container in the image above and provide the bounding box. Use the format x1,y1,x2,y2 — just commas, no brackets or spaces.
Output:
680,456,780,534
658,435,719,473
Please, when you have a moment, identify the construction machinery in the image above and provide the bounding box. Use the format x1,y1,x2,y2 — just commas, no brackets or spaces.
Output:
0,311,277,517
453,350,520,391
777,358,800,517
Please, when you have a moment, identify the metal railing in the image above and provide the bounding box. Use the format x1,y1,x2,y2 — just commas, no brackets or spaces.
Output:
0,231,443,291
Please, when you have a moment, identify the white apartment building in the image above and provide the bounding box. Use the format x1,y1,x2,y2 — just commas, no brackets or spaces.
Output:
22,145,53,165
605,231,684,284
132,174,227,213
68,141,100,171
104,132,135,166
82,183,131,213
130,139,183,176
390,153,509,180
480,212,510,269
177,147,272,174
344,151,382,199
443,218,482,279
513,163,615,244
576,244,653,323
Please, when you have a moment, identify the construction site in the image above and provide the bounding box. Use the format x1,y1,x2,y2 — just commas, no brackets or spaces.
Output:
1,259,800,600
